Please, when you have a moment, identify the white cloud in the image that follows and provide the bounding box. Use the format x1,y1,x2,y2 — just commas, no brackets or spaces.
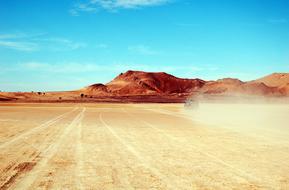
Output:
128,45,159,55
20,62,103,73
70,0,171,15
0,33,25,39
79,3,98,11
18,61,205,75
0,33,86,52
70,3,98,16
0,32,47,40
0,41,38,51
102,0,170,9
19,62,150,74
36,38,87,51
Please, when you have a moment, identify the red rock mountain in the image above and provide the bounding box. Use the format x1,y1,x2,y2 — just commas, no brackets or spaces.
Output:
81,71,289,97
84,70,205,95
1,71,289,102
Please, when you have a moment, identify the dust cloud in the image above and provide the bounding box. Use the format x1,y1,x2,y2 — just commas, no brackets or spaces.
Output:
182,98,289,139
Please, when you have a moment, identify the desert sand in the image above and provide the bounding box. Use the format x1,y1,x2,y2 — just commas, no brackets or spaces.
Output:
0,103,289,190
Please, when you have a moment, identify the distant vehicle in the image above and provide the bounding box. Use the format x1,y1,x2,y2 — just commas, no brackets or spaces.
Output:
184,97,199,109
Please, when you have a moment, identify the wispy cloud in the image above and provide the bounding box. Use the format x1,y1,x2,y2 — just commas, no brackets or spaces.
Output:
36,38,87,51
20,62,101,73
95,43,109,48
0,33,25,39
19,62,152,74
0,41,38,52
18,61,207,76
0,33,41,51
128,45,159,55
70,0,171,15
69,2,98,16
0,32,47,40
101,0,170,9
0,33,86,52
268,18,288,24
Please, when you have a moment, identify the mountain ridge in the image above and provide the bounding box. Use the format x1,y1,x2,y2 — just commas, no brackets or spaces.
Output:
1,71,289,102
84,71,288,96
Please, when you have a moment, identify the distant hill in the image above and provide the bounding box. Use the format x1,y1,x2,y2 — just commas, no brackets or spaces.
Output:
84,70,205,95
253,73,289,87
0,93,17,101
200,78,245,95
1,71,289,103
252,73,289,96
83,71,287,97
200,78,279,96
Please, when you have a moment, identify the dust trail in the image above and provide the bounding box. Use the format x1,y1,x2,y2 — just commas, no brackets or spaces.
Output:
0,107,78,150
122,108,272,189
12,108,86,190
142,106,289,144
99,114,180,190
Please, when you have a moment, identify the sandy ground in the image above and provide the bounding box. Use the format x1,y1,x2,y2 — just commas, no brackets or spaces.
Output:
0,103,289,190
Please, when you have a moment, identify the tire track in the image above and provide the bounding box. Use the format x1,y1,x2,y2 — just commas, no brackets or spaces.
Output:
75,119,85,190
74,112,134,189
0,107,78,150
11,108,86,190
0,108,79,190
99,113,181,190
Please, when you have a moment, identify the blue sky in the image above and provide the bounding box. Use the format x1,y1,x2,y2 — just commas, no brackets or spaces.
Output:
0,0,288,91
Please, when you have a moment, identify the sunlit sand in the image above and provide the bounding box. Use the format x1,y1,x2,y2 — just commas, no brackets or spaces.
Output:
0,103,288,189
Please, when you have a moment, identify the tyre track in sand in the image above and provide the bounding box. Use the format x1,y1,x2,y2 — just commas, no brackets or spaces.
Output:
75,118,85,190
0,107,78,150
0,107,79,190
11,108,86,190
99,113,183,190
73,111,134,190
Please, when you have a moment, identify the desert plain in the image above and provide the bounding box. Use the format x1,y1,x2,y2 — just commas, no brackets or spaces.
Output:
0,102,289,190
